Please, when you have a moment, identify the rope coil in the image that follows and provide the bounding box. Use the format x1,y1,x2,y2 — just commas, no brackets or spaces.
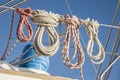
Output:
16,7,33,42
61,15,85,80
30,10,60,27
30,10,60,56
83,18,105,64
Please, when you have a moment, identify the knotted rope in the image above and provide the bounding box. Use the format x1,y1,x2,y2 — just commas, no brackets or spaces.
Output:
61,15,85,80
30,10,60,56
83,18,105,64
16,7,33,42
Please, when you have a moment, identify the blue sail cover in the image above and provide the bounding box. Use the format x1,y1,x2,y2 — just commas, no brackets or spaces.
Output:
19,44,49,72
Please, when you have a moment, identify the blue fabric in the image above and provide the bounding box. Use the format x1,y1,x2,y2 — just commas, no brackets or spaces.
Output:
19,44,49,72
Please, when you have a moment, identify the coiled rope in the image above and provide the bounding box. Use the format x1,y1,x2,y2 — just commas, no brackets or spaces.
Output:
61,15,85,80
16,7,33,42
30,10,60,56
83,18,105,64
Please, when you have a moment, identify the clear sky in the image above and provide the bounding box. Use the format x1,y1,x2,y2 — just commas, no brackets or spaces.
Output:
0,0,120,80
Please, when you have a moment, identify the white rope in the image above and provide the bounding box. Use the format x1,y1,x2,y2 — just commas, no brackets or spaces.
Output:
30,10,60,56
100,55,120,80
0,5,16,10
82,18,105,64
99,23,120,28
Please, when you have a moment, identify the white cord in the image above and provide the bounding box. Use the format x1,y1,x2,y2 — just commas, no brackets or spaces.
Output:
99,23,120,29
30,10,60,56
83,18,105,64
100,55,120,80
0,5,16,10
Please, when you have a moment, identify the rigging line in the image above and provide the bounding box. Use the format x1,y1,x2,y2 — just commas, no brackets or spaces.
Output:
0,5,16,10
104,31,119,80
105,38,120,79
0,0,14,6
67,45,120,57
105,33,120,80
1,10,15,60
104,23,120,80
9,45,33,64
58,23,64,38
104,22,120,80
65,0,73,16
0,0,28,14
104,27,120,80
99,23,120,29
96,0,120,79
100,55,120,80
12,53,39,66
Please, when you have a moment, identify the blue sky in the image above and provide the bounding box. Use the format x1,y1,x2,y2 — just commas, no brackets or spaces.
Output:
0,0,120,80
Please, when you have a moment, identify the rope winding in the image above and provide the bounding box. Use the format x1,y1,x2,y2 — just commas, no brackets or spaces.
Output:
16,7,33,42
30,10,60,56
61,15,85,80
83,18,105,64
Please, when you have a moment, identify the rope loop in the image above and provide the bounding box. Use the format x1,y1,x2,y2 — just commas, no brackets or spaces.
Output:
83,18,105,64
30,10,60,56
16,7,33,42
62,15,85,80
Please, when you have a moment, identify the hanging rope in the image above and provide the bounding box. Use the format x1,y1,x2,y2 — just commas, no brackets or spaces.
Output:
61,15,85,80
30,10,60,56
83,18,105,64
7,39,19,57
1,11,15,60
16,7,33,42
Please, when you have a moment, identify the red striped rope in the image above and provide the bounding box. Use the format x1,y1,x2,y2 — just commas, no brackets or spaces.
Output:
16,8,33,42
62,15,85,80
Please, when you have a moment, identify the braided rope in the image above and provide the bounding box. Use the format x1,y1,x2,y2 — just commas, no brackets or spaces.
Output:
16,8,33,42
30,10,60,56
61,15,85,80
1,11,15,60
7,39,19,57
83,18,105,64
